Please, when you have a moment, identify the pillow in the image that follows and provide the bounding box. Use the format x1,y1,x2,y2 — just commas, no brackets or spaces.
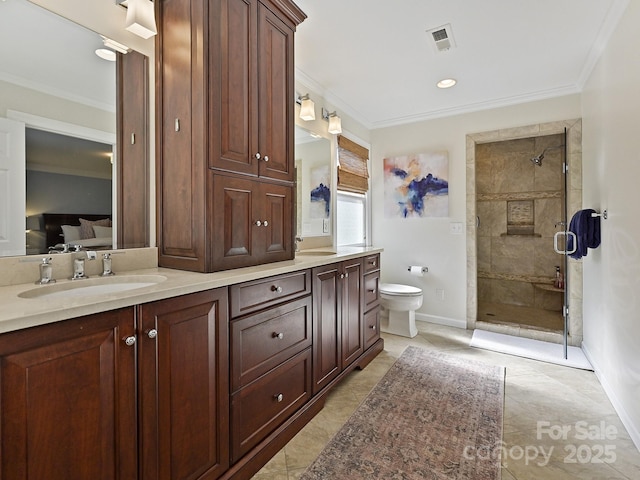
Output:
92,225,113,239
79,218,111,239
61,225,81,242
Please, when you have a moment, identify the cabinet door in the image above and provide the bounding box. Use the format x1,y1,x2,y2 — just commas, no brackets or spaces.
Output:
0,308,137,480
212,174,255,269
257,2,295,182
341,259,364,367
260,182,293,262
311,263,341,394
158,0,207,271
138,289,230,480
210,0,259,176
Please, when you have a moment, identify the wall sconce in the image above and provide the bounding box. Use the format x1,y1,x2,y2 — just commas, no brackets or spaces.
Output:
296,93,316,121
322,108,342,134
123,0,158,39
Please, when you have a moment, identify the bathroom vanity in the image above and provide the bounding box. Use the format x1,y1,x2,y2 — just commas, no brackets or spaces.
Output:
0,248,382,480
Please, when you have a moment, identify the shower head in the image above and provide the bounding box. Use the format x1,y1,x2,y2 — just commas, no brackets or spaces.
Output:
530,144,564,167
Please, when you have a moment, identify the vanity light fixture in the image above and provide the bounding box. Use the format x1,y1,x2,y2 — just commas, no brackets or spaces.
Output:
124,0,157,39
437,77,457,89
322,108,342,135
297,94,316,121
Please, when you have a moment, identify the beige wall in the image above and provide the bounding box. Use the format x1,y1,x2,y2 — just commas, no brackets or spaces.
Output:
581,0,640,449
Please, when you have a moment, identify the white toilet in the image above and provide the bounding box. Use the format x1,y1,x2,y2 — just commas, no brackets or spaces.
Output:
379,283,424,338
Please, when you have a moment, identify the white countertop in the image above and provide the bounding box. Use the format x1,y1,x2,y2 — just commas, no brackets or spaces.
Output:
0,247,382,335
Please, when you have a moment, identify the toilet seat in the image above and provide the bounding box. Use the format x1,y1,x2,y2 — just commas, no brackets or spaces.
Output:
379,283,422,296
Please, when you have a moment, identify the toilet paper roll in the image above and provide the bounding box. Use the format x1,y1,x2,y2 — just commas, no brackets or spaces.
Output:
409,266,425,277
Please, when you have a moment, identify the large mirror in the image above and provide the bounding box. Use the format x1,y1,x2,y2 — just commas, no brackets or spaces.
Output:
295,125,332,238
0,0,149,256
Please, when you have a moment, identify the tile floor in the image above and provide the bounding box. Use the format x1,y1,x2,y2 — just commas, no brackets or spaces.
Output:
252,323,640,480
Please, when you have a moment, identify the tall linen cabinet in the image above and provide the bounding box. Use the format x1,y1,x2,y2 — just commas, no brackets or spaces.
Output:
157,0,306,272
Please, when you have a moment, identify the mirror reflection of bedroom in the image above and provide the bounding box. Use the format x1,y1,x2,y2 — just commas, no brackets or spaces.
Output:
26,128,114,254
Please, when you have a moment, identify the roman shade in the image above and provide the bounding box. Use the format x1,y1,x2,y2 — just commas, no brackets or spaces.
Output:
337,136,369,194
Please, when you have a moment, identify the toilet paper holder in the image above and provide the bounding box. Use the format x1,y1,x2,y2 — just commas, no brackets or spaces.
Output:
407,266,428,274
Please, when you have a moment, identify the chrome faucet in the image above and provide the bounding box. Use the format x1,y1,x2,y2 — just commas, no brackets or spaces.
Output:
71,250,97,280
36,257,55,285
295,236,303,252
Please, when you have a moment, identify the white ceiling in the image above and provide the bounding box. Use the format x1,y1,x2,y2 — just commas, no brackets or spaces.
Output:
293,0,628,129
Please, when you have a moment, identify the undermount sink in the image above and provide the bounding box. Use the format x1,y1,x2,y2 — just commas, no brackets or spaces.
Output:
18,274,167,299
295,250,337,256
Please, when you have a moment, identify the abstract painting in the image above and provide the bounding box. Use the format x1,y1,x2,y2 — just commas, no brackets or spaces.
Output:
383,151,449,218
309,164,330,218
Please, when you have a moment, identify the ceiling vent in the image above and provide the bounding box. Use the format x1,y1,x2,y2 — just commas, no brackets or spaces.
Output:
426,24,456,53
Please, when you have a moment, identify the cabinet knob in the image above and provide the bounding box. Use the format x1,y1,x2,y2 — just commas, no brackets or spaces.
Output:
124,335,136,346
146,328,158,339
340,273,345,279
263,220,269,227
271,285,283,293
344,272,349,278
369,325,376,330
255,152,261,160
274,393,283,403
263,155,269,162
272,332,284,339
255,220,262,227
369,260,377,267
174,118,180,132
367,289,376,293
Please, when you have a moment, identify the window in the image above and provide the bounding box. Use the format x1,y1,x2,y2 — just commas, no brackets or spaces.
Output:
337,191,366,246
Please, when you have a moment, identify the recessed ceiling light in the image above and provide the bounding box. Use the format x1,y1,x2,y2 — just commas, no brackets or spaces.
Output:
437,78,457,89
95,48,116,61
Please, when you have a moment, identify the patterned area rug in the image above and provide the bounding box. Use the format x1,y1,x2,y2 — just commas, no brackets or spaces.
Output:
300,346,505,479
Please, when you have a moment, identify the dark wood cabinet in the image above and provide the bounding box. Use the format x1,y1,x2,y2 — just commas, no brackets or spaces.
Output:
311,262,342,394
138,289,230,480
311,259,364,394
117,50,149,249
0,290,229,480
340,258,364,368
0,308,138,480
212,175,293,270
157,0,305,272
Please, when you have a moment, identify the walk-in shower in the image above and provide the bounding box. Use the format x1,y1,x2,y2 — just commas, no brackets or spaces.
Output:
475,132,568,339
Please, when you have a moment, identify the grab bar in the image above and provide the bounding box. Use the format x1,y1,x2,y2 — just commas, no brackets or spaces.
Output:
554,231,577,255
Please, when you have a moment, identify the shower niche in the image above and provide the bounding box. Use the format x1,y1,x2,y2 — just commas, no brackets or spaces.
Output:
475,133,565,332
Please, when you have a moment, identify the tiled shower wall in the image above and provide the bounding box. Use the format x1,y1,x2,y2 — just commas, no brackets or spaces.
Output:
475,134,565,315
466,120,583,346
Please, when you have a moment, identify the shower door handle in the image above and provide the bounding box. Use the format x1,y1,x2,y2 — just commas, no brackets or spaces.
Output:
553,231,577,255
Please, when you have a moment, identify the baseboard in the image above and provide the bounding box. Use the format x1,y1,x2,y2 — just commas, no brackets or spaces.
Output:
416,313,466,329
582,343,640,452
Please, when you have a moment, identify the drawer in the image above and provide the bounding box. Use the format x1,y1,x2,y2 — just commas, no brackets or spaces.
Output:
364,271,380,310
364,254,380,273
231,296,312,391
230,270,311,318
364,307,380,349
230,348,312,462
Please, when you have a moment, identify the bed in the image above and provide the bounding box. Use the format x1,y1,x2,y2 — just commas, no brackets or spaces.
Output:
43,213,113,251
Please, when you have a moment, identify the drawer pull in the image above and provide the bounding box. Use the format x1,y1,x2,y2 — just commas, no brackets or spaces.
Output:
274,393,283,403
124,335,136,346
272,332,284,339
271,285,283,293
367,289,376,293
369,260,377,266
